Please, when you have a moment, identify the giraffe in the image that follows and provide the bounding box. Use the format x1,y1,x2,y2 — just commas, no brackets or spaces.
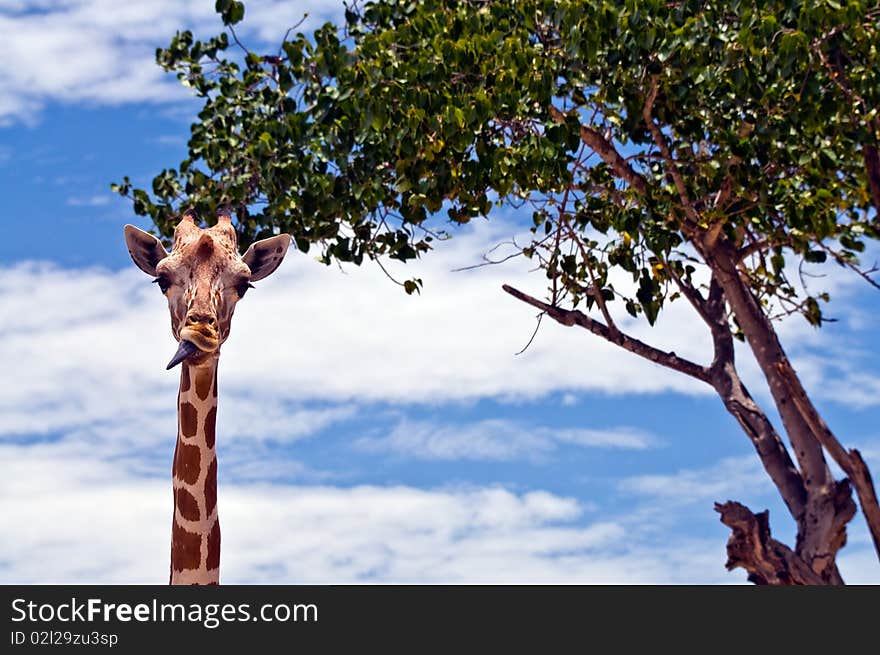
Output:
124,209,290,584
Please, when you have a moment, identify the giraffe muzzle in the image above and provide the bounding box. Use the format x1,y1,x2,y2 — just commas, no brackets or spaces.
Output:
167,322,221,369
180,323,221,351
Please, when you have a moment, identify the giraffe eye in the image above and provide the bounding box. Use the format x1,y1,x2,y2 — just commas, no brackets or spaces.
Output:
152,276,171,294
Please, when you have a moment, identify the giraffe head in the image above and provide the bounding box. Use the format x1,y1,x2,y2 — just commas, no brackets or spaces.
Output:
124,209,290,368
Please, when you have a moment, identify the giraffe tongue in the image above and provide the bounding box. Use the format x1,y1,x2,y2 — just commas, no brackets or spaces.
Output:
166,340,199,370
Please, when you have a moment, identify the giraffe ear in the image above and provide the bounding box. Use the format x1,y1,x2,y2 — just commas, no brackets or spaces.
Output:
124,224,168,276
242,233,291,281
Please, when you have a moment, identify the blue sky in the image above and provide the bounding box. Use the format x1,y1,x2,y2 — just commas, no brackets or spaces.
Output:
1,0,879,584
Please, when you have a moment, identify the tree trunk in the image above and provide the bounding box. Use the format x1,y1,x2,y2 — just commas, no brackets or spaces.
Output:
703,241,858,582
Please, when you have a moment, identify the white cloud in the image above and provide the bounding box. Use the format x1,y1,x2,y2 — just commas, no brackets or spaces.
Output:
357,419,550,461
619,456,772,506
0,220,875,455
224,221,718,401
618,453,801,542
555,426,657,449
149,134,186,147
0,444,737,584
66,194,110,207
805,368,880,409
356,418,657,461
3,445,876,584
220,398,356,444
0,0,347,125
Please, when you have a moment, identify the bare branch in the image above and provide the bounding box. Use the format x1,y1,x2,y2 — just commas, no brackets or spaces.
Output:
818,242,880,291
451,240,523,272
277,13,311,58
501,284,712,383
578,125,650,194
372,252,406,288
711,370,808,523
227,24,253,56
514,312,544,356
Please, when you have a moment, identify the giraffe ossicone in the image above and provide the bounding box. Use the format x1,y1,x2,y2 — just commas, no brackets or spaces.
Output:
124,210,290,584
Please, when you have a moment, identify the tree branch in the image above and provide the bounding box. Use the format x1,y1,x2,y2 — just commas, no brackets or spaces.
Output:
501,284,711,383
562,218,620,338
737,237,791,262
707,247,831,478
641,76,702,232
775,359,880,561
547,105,648,194
699,277,808,522
818,242,880,291
578,125,649,194
663,257,715,327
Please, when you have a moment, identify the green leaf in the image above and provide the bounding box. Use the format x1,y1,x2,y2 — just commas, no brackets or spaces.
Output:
216,0,244,25
403,279,422,295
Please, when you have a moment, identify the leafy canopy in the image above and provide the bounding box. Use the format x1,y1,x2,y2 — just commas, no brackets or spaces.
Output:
116,0,880,316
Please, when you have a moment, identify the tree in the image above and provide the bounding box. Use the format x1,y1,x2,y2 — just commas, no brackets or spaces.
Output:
115,0,880,584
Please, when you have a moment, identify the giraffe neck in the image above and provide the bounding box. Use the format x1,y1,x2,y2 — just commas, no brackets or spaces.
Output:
170,357,220,585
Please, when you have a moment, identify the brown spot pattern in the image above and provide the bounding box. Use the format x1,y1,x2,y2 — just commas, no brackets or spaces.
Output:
180,402,198,439
171,520,201,571
204,457,217,516
204,406,217,449
213,367,218,398
195,367,213,400
206,520,221,569
175,487,200,521
174,443,201,485
180,365,191,394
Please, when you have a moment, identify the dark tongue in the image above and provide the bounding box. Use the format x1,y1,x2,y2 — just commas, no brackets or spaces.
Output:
166,340,199,370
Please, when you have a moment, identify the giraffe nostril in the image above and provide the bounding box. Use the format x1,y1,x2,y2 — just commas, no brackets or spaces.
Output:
186,313,217,328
